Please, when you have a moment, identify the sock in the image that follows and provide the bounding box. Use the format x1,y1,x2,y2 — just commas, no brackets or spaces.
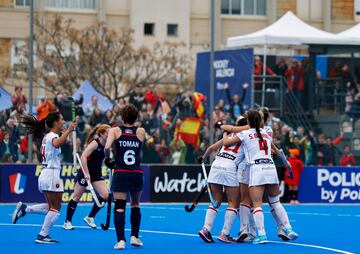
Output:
290,190,296,201
270,207,282,229
204,206,218,231
271,201,291,229
88,197,105,218
25,204,48,215
249,208,256,236
239,204,251,233
253,207,266,236
293,190,298,201
114,210,126,241
66,199,78,222
130,207,141,238
39,209,60,237
221,208,237,235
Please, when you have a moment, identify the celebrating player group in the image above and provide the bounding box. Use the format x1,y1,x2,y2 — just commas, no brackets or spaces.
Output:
10,102,297,249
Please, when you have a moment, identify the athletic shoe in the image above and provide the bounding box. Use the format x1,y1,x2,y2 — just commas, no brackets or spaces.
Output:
278,228,288,241
130,236,143,247
244,233,256,242
63,220,74,230
83,216,96,228
12,202,27,224
198,227,215,243
114,240,126,250
236,230,249,243
253,235,268,244
35,234,59,244
284,228,299,241
217,232,235,243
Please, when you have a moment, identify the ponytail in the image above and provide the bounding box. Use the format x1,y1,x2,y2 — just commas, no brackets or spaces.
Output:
248,110,267,150
86,124,111,144
21,115,46,142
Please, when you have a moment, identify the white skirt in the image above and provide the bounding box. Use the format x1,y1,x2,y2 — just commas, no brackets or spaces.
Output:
237,161,250,185
38,168,64,193
208,160,239,187
249,164,279,187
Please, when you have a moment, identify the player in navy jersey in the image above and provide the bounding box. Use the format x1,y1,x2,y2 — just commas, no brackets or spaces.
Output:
104,104,145,250
63,124,111,230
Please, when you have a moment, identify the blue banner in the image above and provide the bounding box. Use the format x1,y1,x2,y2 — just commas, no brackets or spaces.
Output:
0,164,150,203
298,166,360,203
195,48,253,110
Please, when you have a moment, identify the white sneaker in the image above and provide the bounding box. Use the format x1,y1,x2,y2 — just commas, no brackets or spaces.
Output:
130,236,143,247
83,216,96,228
62,220,74,230
114,240,126,250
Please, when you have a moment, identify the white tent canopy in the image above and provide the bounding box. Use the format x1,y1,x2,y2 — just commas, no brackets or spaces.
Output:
338,22,360,39
227,11,360,48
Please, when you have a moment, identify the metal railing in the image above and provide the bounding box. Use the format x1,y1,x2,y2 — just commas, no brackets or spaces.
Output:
252,75,313,131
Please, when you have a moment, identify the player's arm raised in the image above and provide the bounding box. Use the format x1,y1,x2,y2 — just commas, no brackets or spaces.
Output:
53,120,77,148
222,132,241,147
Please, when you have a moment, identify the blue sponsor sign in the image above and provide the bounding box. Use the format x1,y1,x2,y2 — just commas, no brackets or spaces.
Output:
0,164,151,203
195,48,253,110
298,166,360,203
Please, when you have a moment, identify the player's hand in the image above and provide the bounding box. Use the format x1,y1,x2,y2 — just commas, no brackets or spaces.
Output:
104,157,115,169
69,120,78,132
84,172,90,182
215,120,223,129
197,156,204,164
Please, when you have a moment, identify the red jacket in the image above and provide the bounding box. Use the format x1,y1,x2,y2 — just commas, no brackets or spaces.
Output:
339,155,356,166
285,157,304,185
285,65,305,91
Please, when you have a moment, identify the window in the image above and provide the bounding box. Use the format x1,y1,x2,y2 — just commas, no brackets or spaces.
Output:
11,40,27,71
44,0,96,9
167,24,178,37
356,0,360,16
14,0,30,7
144,23,155,36
221,0,266,16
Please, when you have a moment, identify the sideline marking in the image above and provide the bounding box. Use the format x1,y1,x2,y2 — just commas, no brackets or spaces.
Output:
0,223,354,254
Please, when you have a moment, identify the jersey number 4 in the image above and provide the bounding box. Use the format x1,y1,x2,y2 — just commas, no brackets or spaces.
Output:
258,140,269,155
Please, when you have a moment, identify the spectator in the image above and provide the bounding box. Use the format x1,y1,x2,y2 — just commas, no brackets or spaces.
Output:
253,56,275,90
11,86,27,110
84,95,99,118
0,131,11,162
313,134,330,166
326,134,343,166
4,118,20,162
129,84,144,110
274,58,288,76
36,97,56,121
213,106,225,123
224,82,248,121
339,145,356,166
144,84,160,110
54,92,83,121
285,149,304,204
285,60,305,106
89,108,105,127
169,138,187,164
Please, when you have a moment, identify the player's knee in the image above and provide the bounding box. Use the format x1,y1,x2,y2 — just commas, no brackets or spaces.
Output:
268,195,280,205
99,192,109,201
114,199,126,213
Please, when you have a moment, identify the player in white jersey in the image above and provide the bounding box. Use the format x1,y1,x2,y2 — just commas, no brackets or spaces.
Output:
222,110,298,244
12,111,77,244
197,120,247,244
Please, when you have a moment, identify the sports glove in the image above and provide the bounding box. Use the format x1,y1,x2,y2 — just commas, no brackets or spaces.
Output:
197,156,204,164
104,157,115,169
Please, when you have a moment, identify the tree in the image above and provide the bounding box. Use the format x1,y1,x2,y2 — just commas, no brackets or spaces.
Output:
1,14,193,102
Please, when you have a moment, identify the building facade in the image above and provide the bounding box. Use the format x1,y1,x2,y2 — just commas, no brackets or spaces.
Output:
0,0,359,96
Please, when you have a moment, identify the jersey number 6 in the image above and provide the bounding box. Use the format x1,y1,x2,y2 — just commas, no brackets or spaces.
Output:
124,150,136,165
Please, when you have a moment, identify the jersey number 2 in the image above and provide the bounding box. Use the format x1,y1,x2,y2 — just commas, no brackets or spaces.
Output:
258,140,269,155
224,142,241,153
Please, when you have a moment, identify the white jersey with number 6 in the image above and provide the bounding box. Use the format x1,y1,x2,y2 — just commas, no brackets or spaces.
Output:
236,128,278,186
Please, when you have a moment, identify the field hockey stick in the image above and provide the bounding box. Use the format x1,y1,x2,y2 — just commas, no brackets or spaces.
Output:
75,153,105,208
69,97,77,175
101,168,112,231
278,149,294,179
184,184,207,213
201,163,218,208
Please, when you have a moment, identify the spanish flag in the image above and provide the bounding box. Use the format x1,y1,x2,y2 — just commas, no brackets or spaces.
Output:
192,92,206,118
175,117,202,148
